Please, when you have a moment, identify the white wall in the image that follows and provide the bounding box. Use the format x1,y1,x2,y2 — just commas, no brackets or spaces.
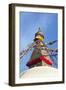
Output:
0,0,66,90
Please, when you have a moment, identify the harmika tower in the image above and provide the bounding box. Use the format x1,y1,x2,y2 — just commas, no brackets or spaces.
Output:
26,28,53,68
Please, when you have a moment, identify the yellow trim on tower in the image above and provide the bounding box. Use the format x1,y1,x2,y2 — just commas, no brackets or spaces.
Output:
35,35,44,41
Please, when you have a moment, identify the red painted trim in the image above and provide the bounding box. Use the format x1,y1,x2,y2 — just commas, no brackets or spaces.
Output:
40,56,53,65
26,56,53,67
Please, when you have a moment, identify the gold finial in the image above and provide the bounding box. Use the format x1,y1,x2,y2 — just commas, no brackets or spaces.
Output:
34,27,44,41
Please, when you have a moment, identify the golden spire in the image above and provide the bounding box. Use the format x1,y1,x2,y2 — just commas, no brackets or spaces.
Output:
34,27,44,41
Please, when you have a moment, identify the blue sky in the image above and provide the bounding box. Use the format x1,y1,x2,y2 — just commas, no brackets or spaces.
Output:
19,11,58,73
